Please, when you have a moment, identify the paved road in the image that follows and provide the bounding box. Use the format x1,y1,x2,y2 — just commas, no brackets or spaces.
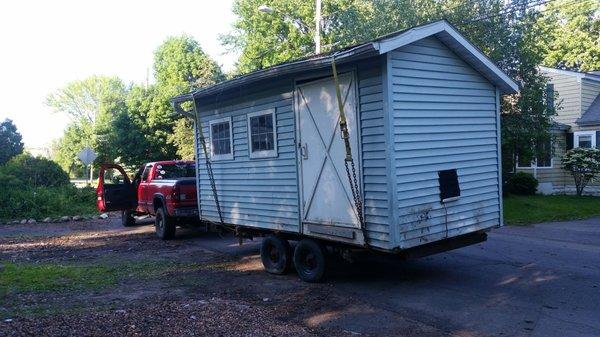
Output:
179,217,600,337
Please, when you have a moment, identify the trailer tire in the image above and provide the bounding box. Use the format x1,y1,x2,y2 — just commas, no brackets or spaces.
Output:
121,210,135,227
260,235,292,275
293,239,326,283
155,208,175,240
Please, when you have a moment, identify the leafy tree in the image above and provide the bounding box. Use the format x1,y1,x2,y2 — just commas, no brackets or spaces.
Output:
562,148,600,196
0,119,24,165
537,0,600,72
51,122,90,177
154,35,225,94
46,76,128,124
48,76,128,174
169,118,196,160
154,35,225,159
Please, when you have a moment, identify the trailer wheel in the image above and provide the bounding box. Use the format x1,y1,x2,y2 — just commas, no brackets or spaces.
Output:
293,239,326,283
121,210,135,227
155,208,175,240
260,235,292,275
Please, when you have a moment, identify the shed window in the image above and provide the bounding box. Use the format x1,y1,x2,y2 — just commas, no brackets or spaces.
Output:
209,117,233,161
247,109,277,159
574,131,596,148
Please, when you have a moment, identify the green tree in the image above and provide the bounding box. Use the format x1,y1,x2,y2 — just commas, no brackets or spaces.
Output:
537,0,600,72
0,119,24,165
51,122,90,176
153,35,225,159
48,76,128,173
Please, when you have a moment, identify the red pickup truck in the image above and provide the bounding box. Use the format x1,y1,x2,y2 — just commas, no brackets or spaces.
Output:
97,160,198,239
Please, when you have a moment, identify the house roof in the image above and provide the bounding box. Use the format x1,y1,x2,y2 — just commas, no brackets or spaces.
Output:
172,20,518,106
540,66,600,83
577,94,600,126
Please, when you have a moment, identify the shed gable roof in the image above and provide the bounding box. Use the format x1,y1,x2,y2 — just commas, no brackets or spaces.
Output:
172,20,518,105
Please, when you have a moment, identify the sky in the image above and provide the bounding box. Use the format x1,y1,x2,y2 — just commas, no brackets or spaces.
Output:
0,0,238,150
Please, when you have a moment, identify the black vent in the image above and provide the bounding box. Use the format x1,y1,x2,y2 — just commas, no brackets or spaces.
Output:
438,169,460,202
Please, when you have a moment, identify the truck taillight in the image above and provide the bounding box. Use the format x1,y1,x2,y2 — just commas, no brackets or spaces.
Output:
171,185,180,202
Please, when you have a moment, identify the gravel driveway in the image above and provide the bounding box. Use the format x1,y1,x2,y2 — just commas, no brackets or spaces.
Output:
1,216,599,336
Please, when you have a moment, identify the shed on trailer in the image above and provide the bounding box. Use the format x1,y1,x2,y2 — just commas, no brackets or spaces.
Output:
171,20,518,281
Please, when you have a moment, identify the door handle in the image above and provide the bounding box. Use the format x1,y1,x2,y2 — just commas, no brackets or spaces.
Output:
300,143,308,160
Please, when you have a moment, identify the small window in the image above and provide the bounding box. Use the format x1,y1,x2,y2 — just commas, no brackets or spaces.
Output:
536,139,553,168
247,109,277,159
574,131,596,149
209,117,233,161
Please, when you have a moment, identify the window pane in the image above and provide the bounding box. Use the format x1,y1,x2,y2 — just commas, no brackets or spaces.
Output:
518,155,532,167
211,121,231,156
578,135,592,148
250,113,275,153
537,140,552,167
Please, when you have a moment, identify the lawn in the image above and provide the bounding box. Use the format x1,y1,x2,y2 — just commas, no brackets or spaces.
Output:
503,195,600,225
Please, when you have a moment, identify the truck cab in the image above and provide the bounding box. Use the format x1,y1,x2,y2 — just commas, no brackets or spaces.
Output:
97,160,198,239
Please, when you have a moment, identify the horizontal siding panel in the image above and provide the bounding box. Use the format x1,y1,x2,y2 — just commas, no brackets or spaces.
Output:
196,85,299,233
390,36,501,249
358,59,391,248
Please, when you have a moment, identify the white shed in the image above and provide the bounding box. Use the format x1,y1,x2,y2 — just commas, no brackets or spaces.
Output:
172,20,518,281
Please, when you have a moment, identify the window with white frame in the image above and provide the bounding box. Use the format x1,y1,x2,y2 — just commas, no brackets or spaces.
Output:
247,109,277,159
209,117,233,161
516,139,553,169
574,131,596,148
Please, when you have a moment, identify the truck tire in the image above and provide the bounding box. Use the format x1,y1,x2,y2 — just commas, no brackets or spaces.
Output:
260,235,292,275
155,208,175,240
121,210,135,227
293,239,326,283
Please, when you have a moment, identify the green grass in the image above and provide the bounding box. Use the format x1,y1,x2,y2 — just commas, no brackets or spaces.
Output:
503,195,600,225
0,260,200,296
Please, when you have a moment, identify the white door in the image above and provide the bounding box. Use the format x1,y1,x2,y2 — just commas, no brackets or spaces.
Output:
296,73,361,229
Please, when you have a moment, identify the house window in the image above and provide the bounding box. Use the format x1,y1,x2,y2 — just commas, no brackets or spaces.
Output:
247,109,277,159
516,139,553,169
574,131,596,148
209,117,233,161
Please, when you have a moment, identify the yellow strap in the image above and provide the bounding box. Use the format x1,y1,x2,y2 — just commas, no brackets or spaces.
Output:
331,58,353,162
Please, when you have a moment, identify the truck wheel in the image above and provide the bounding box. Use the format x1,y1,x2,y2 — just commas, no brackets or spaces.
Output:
155,208,175,240
121,210,135,227
293,239,326,283
260,235,292,275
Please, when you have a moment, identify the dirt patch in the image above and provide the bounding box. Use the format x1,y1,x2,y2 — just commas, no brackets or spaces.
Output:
0,217,445,337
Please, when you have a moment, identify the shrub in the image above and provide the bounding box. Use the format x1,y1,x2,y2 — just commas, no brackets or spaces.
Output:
0,185,97,221
1,154,70,187
562,147,600,196
506,172,538,195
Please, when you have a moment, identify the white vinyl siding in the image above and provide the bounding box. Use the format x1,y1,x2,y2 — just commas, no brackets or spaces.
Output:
389,36,500,249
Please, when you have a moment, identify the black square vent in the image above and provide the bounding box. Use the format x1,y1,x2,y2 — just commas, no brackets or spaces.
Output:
438,169,460,202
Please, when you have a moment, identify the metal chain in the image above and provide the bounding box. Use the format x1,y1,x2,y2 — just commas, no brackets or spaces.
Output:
345,160,366,241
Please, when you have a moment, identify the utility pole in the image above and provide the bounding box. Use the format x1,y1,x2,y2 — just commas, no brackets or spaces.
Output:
314,0,321,54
